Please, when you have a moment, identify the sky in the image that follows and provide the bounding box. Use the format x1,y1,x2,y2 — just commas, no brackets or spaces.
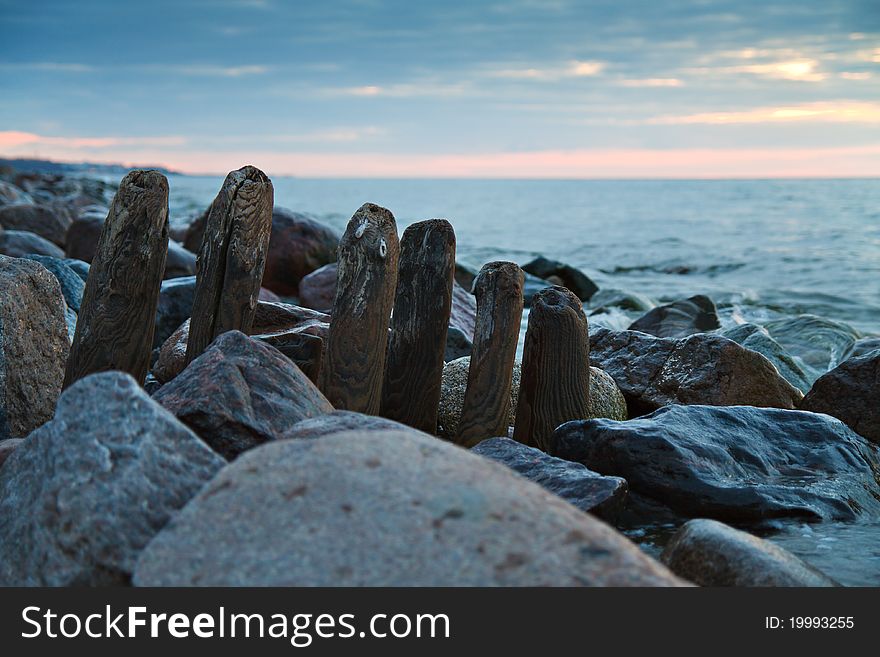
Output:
0,0,879,178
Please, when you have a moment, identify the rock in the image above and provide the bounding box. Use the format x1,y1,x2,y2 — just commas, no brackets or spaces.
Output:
552,404,880,522
721,323,812,393
449,279,477,340
454,261,479,292
153,301,330,383
64,258,90,282
438,358,626,437
588,288,655,313
133,429,684,586
21,254,85,312
0,203,72,247
444,326,472,362
153,276,197,349
661,519,839,587
0,229,65,258
154,331,333,460
849,337,880,359
182,207,208,253
298,262,337,312
63,213,104,262
628,295,720,338
763,314,861,378
0,255,70,439
472,437,627,519
261,208,339,295
282,410,422,441
522,272,552,307
0,181,33,206
0,438,22,469
589,327,803,416
163,240,197,279
0,372,225,586
522,256,599,301
800,349,880,444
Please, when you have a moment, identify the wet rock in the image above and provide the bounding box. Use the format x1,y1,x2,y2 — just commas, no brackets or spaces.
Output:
63,213,104,262
298,262,337,313
0,372,224,586
153,276,198,349
552,404,880,522
628,295,720,338
154,331,333,460
0,255,69,439
0,180,33,206
522,256,599,301
444,326,472,362
282,410,421,441
589,327,802,416
0,439,22,469
133,429,684,586
800,349,880,444
438,358,626,438
0,229,65,258
764,314,860,378
64,258,90,282
661,519,839,587
588,288,656,314
450,279,477,339
472,437,627,520
164,241,197,279
153,301,329,383
21,254,85,313
721,323,812,393
261,208,339,295
0,203,72,247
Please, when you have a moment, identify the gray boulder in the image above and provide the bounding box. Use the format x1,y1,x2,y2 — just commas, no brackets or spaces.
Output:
472,437,627,519
589,327,802,416
0,372,224,586
0,438,22,469
721,323,812,393
661,519,839,587
21,254,85,313
0,203,72,247
522,256,599,301
282,410,419,441
133,429,684,586
64,258,90,282
628,295,720,338
0,229,65,258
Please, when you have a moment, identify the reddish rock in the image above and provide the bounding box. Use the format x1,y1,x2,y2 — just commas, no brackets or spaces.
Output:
298,262,337,312
261,208,339,295
450,279,477,340
64,214,104,262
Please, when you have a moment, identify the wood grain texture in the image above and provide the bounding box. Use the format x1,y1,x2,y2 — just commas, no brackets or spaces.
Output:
321,203,399,414
381,219,455,432
185,166,274,366
63,170,169,388
513,285,591,452
455,261,524,447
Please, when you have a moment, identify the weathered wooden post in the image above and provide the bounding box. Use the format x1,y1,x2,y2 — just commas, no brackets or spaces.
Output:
381,219,455,432
513,285,591,452
455,261,524,447
321,203,399,413
185,165,273,366
63,170,169,388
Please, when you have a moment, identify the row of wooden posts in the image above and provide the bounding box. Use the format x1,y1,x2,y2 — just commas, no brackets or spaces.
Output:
62,165,591,451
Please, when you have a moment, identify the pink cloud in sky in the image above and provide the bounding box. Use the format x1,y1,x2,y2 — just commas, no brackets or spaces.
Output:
2,131,879,178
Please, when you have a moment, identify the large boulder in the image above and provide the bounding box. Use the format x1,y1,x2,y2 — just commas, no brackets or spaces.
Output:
438,358,626,438
800,349,880,444
261,208,339,295
133,429,685,586
552,404,880,522
153,276,197,349
589,327,802,416
0,255,69,439
522,256,598,301
0,203,72,247
0,438,22,469
163,241,197,279
64,258,90,282
153,301,329,383
0,180,33,206
472,437,627,520
21,254,84,313
282,410,419,441
298,262,337,313
627,295,720,338
0,372,225,586
63,213,104,262
661,519,839,587
0,229,65,258
154,331,333,460
721,323,812,393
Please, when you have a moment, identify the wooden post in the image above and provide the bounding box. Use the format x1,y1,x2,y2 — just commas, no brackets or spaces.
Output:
63,170,169,388
381,219,455,432
455,261,524,447
513,285,591,452
185,165,273,366
321,203,399,413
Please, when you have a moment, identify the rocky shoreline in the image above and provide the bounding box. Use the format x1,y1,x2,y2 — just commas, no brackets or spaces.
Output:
1,165,878,587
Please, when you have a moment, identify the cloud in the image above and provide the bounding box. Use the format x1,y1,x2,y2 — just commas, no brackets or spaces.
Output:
0,131,187,149
686,57,827,81
648,102,880,125
489,60,606,81
168,65,270,77
618,78,684,87
0,62,95,73
325,82,470,98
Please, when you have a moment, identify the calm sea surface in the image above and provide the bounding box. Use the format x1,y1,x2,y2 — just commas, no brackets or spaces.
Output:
163,175,880,585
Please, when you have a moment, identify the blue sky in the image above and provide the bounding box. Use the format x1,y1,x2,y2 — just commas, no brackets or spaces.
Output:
1,0,878,177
